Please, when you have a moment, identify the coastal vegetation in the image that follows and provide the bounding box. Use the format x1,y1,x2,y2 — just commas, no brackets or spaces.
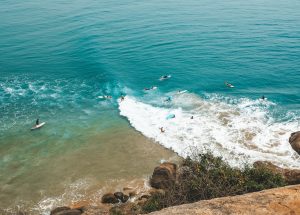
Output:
140,152,286,214
106,152,287,215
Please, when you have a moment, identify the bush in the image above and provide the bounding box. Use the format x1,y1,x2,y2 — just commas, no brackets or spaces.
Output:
141,152,286,213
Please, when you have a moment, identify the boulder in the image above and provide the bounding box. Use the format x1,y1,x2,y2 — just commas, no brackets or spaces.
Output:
101,193,119,204
50,207,71,215
114,192,124,200
150,162,177,190
121,195,129,203
289,131,300,155
253,161,300,185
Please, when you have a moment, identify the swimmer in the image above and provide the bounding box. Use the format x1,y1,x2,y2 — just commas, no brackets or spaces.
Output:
165,96,172,102
159,127,165,133
225,81,234,88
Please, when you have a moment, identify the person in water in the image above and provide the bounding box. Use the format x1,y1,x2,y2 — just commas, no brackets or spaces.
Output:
165,96,172,102
225,81,234,88
160,127,165,133
120,95,125,101
261,95,266,100
191,116,194,119
36,118,39,126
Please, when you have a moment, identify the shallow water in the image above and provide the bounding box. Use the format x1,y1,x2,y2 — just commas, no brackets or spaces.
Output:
1,0,300,213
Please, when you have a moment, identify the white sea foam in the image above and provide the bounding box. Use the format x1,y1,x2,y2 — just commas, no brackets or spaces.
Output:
119,93,300,168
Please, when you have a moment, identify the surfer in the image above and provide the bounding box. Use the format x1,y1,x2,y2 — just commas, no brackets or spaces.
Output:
165,96,172,102
120,95,125,101
225,81,234,88
261,95,266,100
160,127,165,133
104,95,112,99
144,86,157,91
191,116,194,119
36,118,39,126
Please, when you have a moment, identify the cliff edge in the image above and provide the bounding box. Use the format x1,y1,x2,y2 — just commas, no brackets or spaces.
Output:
150,185,300,215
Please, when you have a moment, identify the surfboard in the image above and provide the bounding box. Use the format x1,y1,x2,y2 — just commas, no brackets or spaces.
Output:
166,114,175,120
177,90,187,95
159,75,171,81
31,122,46,130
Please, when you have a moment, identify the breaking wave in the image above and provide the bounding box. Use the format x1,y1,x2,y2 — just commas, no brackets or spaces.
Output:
119,92,300,168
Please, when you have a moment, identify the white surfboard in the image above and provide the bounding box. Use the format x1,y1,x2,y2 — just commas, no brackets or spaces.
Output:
31,122,46,130
177,90,187,95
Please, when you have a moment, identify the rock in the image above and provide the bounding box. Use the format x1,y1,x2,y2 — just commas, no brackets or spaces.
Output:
114,192,124,200
50,207,71,215
289,131,300,155
149,185,300,215
101,193,119,204
150,162,177,190
254,161,300,185
113,191,129,203
52,209,82,215
121,195,129,203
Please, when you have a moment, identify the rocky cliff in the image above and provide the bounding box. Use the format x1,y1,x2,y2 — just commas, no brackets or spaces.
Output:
150,185,300,215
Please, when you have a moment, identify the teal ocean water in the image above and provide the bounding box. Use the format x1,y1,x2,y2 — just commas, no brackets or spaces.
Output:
1,0,300,213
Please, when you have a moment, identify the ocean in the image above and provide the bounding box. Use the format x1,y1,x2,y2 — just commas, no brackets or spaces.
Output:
0,0,300,213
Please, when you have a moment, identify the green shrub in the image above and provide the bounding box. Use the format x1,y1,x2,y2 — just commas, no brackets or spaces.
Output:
141,152,287,213
142,193,165,213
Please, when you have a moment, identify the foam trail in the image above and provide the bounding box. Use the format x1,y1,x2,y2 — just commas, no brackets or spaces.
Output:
119,94,300,168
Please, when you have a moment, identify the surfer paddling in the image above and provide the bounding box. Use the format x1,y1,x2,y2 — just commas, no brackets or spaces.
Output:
159,75,171,81
225,81,234,88
144,86,157,91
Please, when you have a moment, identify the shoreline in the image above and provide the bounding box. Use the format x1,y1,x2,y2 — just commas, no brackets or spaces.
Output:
0,125,180,215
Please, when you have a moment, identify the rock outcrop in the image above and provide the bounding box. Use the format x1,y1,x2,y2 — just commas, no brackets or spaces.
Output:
150,162,177,189
150,185,300,215
289,131,300,155
254,161,300,185
101,193,119,204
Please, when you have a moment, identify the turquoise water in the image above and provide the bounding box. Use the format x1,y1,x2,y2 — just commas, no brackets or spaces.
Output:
1,0,300,213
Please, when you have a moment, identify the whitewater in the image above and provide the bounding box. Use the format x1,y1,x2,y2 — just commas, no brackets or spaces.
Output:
119,92,300,169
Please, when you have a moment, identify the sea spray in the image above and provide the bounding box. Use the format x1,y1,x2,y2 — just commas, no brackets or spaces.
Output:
119,93,300,168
